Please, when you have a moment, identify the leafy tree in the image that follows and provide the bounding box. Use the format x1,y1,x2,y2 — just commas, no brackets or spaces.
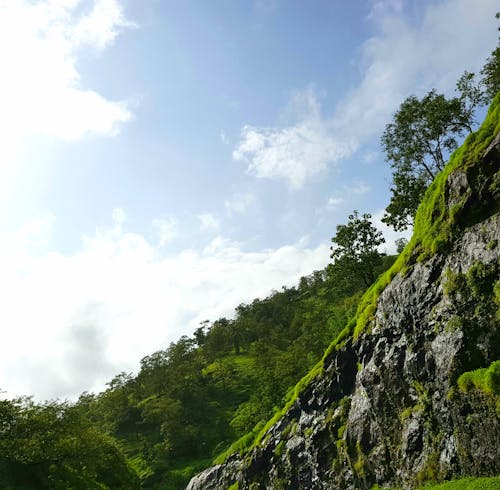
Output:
481,12,500,100
0,397,138,490
330,211,385,287
381,74,485,230
395,237,408,254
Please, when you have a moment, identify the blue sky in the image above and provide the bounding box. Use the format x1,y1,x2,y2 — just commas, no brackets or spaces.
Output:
0,0,497,400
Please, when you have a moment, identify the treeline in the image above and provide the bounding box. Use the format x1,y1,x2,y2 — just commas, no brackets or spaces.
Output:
0,255,394,489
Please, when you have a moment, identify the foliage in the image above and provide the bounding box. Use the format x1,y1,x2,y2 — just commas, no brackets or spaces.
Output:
381,73,486,231
457,360,500,396
9,254,379,490
480,12,500,101
330,211,386,287
352,91,500,339
0,397,139,489
420,476,500,489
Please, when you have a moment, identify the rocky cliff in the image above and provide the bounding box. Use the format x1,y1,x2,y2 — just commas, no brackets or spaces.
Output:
187,100,500,490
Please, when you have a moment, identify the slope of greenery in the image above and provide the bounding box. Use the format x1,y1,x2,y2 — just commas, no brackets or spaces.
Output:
354,91,500,339
2,37,498,490
421,476,500,489
213,92,500,468
0,254,395,489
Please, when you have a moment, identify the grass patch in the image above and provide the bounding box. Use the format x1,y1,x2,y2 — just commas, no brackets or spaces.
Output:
457,360,500,396
421,476,500,489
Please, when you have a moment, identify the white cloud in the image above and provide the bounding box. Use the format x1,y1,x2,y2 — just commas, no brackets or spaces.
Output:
112,207,127,225
233,87,357,189
348,182,371,195
152,216,178,247
73,0,135,50
327,196,344,208
333,0,499,142
220,130,229,145
224,192,256,214
0,211,330,400
198,213,220,233
0,0,133,171
234,0,498,189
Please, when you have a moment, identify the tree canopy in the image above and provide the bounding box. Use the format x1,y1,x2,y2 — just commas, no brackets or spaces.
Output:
480,12,500,101
381,73,486,230
330,211,386,287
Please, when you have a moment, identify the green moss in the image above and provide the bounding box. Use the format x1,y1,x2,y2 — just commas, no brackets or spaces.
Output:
487,239,498,250
274,440,285,457
416,452,441,486
353,441,367,478
444,316,463,332
457,360,500,396
282,420,297,438
213,421,264,465
350,93,500,337
399,406,414,422
420,476,500,489
443,268,462,297
227,482,239,490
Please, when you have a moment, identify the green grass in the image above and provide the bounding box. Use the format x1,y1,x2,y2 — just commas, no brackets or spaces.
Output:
370,476,500,489
457,360,500,396
421,476,500,489
352,91,500,338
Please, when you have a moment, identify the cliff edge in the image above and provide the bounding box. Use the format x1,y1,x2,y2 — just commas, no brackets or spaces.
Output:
187,97,500,490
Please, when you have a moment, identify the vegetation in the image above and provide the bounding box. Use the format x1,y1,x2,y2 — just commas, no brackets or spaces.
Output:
2,13,499,490
420,476,500,489
330,211,386,287
0,253,395,489
480,12,500,100
381,72,486,231
382,11,500,232
0,397,139,489
457,360,500,396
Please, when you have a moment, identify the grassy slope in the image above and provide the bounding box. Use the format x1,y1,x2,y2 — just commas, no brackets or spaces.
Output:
422,476,500,489
214,94,500,466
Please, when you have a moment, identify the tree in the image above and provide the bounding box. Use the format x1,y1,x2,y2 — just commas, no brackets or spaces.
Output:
381,74,485,230
395,237,408,254
330,211,385,287
481,12,500,101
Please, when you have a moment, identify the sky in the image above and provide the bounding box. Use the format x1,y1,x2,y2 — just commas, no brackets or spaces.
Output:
0,0,498,401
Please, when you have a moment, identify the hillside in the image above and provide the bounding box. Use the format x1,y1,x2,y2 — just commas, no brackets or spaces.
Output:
0,245,397,489
186,96,500,488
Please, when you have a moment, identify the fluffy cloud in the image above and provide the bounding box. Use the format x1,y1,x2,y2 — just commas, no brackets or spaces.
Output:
224,192,256,214
234,0,498,189
326,196,345,208
0,0,133,170
233,88,357,189
152,216,179,247
198,213,220,233
0,211,329,400
334,0,499,142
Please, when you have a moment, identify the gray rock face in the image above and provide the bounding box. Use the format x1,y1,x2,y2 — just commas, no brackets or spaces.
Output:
187,136,500,489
